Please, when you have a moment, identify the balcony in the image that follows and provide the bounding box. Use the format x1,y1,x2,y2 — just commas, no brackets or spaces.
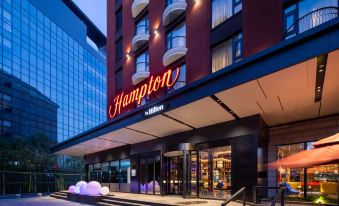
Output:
284,7,338,39
132,0,149,18
163,36,187,66
163,0,187,26
132,25,150,51
132,62,150,85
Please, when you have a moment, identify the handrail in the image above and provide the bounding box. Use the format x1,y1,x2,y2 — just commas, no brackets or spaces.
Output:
270,187,285,206
252,186,285,206
284,6,338,39
221,187,246,206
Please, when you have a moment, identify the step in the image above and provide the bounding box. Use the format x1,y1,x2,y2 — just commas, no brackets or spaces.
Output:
99,198,150,206
50,194,67,200
100,196,174,206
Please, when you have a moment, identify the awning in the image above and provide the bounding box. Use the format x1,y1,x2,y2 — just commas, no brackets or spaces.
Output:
51,19,339,156
313,133,339,148
268,144,339,168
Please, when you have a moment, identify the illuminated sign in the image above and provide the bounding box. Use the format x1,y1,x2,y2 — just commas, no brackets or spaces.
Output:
144,104,167,117
109,68,180,118
131,169,136,177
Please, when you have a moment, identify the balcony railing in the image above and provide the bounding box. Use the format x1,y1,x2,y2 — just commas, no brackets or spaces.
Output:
284,7,338,39
132,62,150,85
166,36,186,51
163,0,187,26
136,24,149,35
135,62,149,73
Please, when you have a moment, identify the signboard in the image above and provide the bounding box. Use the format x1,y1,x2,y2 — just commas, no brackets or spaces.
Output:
144,104,167,117
108,68,180,118
131,169,136,177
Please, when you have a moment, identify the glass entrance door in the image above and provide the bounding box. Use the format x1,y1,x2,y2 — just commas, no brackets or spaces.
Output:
163,150,198,197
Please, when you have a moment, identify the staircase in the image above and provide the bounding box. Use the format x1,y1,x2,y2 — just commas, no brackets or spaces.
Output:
50,192,174,206
50,191,68,200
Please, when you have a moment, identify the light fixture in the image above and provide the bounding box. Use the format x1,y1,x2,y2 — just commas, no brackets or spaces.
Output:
319,69,324,72
153,28,158,35
126,52,130,59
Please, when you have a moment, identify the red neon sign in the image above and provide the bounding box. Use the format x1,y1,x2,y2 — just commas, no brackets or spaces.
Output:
108,68,180,118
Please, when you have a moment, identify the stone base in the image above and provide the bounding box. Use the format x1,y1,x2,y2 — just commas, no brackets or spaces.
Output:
67,193,105,205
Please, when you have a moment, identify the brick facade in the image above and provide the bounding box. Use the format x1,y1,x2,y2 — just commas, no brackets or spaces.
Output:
267,115,339,187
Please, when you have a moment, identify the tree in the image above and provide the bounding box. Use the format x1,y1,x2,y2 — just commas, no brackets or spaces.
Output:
0,134,56,171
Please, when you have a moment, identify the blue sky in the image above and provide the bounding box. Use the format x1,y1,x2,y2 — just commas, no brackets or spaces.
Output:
72,0,107,36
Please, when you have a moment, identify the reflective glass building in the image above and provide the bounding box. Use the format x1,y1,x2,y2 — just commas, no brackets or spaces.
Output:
0,0,106,143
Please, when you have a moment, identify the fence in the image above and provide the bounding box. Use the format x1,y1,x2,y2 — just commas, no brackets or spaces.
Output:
0,171,84,194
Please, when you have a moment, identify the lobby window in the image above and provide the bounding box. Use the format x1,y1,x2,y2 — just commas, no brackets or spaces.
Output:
277,142,338,202
171,64,186,91
135,51,149,73
136,16,149,35
116,7,122,33
0,93,12,112
284,0,338,39
166,22,186,50
140,155,161,195
200,146,232,199
115,69,123,92
115,38,123,62
0,120,12,137
212,0,242,28
212,33,242,73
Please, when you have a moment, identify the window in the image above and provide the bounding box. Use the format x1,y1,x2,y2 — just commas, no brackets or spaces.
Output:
277,142,338,202
284,0,338,39
200,146,232,199
212,33,242,72
166,22,186,50
116,8,122,32
136,16,149,35
166,0,186,7
212,0,242,28
135,51,149,73
115,38,123,62
171,64,186,90
0,93,12,112
115,69,123,91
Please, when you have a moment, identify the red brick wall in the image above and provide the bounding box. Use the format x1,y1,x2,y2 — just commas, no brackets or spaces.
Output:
106,0,116,119
186,0,211,82
242,0,284,57
267,115,339,188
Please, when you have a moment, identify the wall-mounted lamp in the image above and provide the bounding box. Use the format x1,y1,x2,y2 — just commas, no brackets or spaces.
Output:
153,28,159,35
126,52,131,59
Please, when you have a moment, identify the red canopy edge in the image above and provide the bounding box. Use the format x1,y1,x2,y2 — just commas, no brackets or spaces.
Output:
268,144,339,169
313,133,339,148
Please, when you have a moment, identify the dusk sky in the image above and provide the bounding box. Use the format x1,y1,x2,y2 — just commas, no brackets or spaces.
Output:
72,0,107,36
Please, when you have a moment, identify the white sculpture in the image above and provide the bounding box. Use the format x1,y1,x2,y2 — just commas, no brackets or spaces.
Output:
85,181,101,196
100,186,110,196
68,185,76,193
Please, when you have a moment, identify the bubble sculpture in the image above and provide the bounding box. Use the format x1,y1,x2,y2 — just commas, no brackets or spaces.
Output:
85,181,101,196
75,181,87,194
79,183,88,194
68,185,76,193
100,186,110,196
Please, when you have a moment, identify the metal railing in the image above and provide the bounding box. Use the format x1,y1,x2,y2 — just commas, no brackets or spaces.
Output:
166,36,186,51
252,186,285,206
0,171,83,195
221,187,246,206
135,24,149,36
284,7,338,39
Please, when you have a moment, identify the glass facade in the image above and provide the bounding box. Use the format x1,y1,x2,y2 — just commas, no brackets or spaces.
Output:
200,146,232,199
88,159,131,193
211,33,242,73
166,22,186,50
277,142,338,203
284,0,338,39
212,0,242,28
0,0,106,142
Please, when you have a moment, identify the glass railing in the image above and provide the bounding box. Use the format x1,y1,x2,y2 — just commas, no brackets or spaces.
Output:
166,0,186,7
135,24,149,36
166,36,186,51
135,62,149,73
284,7,338,39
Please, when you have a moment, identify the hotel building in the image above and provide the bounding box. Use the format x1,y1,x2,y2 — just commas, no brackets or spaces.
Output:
0,0,107,143
52,0,339,201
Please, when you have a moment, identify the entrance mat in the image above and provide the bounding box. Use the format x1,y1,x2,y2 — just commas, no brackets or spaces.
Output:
176,201,209,205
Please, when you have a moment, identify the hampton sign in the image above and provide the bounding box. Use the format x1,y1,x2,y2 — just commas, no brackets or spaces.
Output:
108,68,180,119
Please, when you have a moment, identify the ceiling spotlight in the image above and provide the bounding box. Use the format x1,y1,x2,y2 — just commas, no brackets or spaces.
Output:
319,69,324,73
319,64,325,68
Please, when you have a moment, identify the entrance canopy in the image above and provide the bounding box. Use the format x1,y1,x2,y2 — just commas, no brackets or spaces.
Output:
51,19,339,156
